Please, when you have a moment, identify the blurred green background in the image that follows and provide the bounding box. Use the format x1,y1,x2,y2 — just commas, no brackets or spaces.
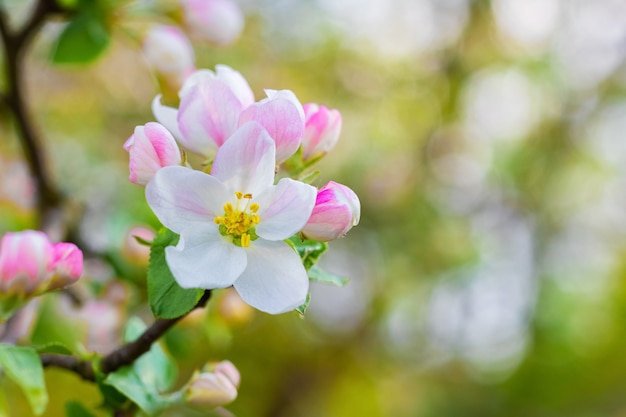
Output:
2,0,626,415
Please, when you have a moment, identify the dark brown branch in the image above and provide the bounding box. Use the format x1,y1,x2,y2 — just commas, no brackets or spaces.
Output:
0,0,67,228
41,291,212,380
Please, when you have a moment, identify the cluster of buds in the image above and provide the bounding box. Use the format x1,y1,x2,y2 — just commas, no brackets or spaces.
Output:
124,64,360,314
0,230,83,319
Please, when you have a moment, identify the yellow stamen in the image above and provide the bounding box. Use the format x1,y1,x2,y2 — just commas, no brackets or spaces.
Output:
250,203,259,213
214,191,261,247
241,233,251,248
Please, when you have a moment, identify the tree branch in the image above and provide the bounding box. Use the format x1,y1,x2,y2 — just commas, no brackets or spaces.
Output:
0,0,67,230
41,291,212,380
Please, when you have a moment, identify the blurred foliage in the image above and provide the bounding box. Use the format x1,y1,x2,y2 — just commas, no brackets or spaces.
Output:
2,0,626,415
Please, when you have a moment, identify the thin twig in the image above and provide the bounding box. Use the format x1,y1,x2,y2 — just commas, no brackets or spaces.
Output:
41,291,212,380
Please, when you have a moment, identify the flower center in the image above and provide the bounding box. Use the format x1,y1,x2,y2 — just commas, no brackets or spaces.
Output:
214,192,260,248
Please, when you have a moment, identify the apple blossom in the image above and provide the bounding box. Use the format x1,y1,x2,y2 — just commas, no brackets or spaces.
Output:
146,122,316,314
302,181,361,242
301,103,342,161
181,0,244,46
124,122,182,186
142,25,195,84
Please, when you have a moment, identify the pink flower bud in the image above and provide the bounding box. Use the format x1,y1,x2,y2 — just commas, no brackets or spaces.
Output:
124,122,182,186
301,103,342,161
184,364,239,410
0,231,83,297
302,182,361,242
181,0,244,46
142,25,195,83
238,89,305,163
0,231,53,295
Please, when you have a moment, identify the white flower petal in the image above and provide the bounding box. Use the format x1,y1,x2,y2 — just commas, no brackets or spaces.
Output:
255,178,316,241
233,240,309,314
210,122,276,195
146,166,230,233
152,95,184,141
166,226,246,289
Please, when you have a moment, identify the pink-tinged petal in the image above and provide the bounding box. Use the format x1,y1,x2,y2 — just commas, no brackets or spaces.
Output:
301,104,342,161
127,123,182,186
215,65,254,107
233,239,309,314
166,225,246,289
214,360,240,388
0,231,53,293
237,90,305,163
178,78,244,156
210,122,276,196
184,371,238,409
47,242,83,290
182,0,244,46
152,95,184,141
302,181,361,241
146,166,230,234
179,69,215,99
254,178,316,241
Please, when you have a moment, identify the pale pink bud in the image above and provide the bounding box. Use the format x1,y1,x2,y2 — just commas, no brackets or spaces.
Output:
180,65,254,107
302,182,361,242
0,231,53,295
124,122,182,186
142,25,195,82
184,368,239,409
238,89,305,163
301,103,342,161
181,0,244,46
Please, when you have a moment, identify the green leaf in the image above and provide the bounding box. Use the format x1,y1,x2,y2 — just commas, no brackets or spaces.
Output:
65,401,97,417
0,344,48,415
50,6,110,64
103,317,178,415
296,293,311,316
148,228,204,318
308,265,350,286
288,237,328,270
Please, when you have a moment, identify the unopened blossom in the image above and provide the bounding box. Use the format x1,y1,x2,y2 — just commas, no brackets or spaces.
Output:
302,181,361,242
0,231,83,318
146,122,316,314
301,103,342,162
181,0,244,46
238,89,305,163
153,65,255,157
124,122,182,186
142,25,195,84
184,361,240,410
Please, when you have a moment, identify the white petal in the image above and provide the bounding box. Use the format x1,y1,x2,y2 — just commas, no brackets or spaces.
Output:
210,122,276,195
179,69,216,99
146,166,230,233
255,178,316,241
152,95,184,141
233,240,309,314
166,225,246,289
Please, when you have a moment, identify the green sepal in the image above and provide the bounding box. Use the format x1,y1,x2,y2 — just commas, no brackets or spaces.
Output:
307,265,349,286
0,344,48,415
296,293,311,317
287,236,328,270
147,228,204,319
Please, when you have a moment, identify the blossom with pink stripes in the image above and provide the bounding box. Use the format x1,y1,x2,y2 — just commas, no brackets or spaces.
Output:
146,122,316,314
